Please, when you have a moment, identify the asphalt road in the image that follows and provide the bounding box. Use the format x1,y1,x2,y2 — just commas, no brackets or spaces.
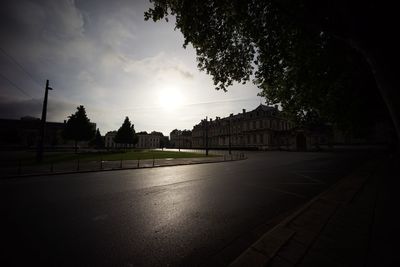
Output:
0,150,372,266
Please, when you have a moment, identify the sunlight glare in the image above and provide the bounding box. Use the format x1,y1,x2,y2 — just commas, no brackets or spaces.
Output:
157,86,184,110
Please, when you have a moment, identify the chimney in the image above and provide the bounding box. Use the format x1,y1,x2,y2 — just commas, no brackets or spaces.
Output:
230,113,233,117
242,109,246,114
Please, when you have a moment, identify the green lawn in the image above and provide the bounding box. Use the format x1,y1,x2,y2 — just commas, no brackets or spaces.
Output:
5,150,213,165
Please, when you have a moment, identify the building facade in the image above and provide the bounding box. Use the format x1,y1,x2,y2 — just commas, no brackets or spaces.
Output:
136,134,160,149
105,131,160,149
170,129,192,148
192,104,295,150
0,117,96,149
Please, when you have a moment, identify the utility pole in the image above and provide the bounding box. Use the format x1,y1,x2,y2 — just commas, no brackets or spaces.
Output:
36,80,52,162
205,116,209,156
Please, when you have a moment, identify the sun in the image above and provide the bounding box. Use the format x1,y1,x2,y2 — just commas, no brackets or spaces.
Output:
157,86,184,110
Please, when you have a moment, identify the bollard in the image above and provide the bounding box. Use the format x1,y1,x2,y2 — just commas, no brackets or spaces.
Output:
137,158,140,168
50,162,54,173
77,159,80,171
152,156,155,167
120,159,123,169
100,158,103,170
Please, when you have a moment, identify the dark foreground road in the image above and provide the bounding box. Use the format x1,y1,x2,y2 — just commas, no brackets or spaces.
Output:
0,151,374,266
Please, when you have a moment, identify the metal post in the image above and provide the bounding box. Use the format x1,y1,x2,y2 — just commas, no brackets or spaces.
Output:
36,80,52,162
100,158,103,170
120,158,122,168
152,156,155,167
77,159,80,171
229,115,232,155
50,162,54,173
137,158,140,168
205,116,209,156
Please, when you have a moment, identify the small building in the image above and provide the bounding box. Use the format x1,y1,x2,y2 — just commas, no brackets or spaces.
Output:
170,129,192,148
104,131,160,149
136,134,160,149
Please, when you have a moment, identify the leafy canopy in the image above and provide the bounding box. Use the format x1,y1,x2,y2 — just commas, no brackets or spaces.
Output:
93,128,105,148
114,116,138,145
63,105,95,142
145,0,391,134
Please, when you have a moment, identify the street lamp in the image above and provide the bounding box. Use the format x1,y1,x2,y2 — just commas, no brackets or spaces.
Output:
229,115,232,155
178,130,181,152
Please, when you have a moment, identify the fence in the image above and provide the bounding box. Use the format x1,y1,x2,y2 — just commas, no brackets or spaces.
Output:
0,152,246,178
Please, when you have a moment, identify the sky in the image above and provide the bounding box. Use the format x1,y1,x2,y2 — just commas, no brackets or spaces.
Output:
0,0,263,136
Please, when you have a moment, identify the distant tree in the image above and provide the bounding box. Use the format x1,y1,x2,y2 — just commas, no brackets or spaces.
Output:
91,128,105,149
114,116,138,149
63,105,95,153
145,0,399,142
137,131,148,135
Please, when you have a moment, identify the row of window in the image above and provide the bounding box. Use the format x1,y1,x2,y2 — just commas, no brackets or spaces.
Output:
193,119,293,137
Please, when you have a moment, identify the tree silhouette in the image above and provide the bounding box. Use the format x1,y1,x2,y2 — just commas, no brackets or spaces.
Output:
145,0,398,142
91,128,105,149
114,116,138,149
63,105,95,153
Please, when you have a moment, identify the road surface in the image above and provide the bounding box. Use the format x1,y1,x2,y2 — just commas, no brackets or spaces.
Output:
0,151,371,266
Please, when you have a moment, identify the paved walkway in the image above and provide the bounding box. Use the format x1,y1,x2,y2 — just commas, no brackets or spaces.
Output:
231,154,399,267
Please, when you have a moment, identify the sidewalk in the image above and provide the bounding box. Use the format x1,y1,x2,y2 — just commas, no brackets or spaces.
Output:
0,153,245,178
231,154,399,267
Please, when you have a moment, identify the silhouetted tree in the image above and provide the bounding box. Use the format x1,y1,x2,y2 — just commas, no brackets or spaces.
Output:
114,117,138,149
145,0,398,141
92,128,105,149
63,105,95,153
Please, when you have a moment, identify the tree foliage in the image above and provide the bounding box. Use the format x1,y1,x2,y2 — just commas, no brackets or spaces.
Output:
114,116,138,147
63,105,95,151
91,128,105,149
145,0,396,137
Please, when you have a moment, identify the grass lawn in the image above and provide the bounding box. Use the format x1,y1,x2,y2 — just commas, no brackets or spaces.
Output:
4,150,214,165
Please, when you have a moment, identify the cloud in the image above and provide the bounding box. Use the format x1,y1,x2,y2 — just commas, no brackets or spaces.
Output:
0,96,76,122
121,53,194,80
0,0,262,136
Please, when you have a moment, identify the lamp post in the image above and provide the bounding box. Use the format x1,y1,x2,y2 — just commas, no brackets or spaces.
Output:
229,115,232,155
178,130,181,152
205,116,209,156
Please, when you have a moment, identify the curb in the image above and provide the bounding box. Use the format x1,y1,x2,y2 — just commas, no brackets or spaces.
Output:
229,159,377,266
0,156,248,179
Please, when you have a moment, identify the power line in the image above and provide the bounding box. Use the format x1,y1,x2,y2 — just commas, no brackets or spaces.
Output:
0,47,43,88
0,72,33,98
